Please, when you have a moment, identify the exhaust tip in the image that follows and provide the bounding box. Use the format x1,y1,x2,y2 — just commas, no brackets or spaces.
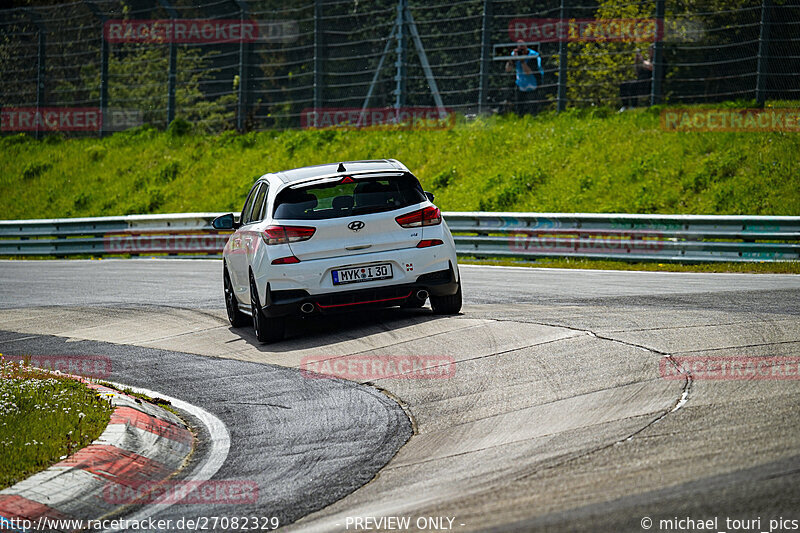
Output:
416,289,429,301
300,302,315,314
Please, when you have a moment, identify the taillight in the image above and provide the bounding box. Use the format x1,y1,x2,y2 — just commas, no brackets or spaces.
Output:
416,239,443,248
271,256,301,265
395,206,442,228
262,225,315,245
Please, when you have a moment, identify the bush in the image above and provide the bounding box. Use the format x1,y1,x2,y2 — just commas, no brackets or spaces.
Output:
21,162,51,180
85,145,106,162
167,118,193,138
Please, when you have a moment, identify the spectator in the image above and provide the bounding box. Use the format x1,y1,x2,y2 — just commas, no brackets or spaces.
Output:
505,40,544,115
620,46,654,110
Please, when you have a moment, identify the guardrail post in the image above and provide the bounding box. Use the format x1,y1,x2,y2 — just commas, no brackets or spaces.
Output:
557,0,567,112
477,0,492,114
756,0,771,106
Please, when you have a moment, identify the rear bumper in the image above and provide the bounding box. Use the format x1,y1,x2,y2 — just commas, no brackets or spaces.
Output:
261,264,459,317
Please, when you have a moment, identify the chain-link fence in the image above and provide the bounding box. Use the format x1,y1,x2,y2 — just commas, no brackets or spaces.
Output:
1,0,798,134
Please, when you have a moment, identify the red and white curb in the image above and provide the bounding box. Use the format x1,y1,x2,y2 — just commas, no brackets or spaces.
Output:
0,382,194,529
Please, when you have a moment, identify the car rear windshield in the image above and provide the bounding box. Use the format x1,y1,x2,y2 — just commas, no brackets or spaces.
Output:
273,173,427,220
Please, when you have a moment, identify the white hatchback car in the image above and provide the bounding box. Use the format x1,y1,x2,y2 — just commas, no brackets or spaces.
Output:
212,159,462,343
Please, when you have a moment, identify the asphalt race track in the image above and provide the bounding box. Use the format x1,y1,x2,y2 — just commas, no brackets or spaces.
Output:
1,259,799,532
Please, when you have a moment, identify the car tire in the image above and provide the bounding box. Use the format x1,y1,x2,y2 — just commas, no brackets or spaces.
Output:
430,281,462,315
224,267,249,328
250,273,285,343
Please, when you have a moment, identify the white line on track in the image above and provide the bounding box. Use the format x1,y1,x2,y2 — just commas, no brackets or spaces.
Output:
102,382,231,533
459,263,800,276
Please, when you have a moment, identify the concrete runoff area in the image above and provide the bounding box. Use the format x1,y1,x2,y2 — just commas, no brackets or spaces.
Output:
0,260,798,531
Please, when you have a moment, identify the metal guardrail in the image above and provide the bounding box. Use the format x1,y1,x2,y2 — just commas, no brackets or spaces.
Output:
447,212,800,263
1,212,799,262
0,213,229,257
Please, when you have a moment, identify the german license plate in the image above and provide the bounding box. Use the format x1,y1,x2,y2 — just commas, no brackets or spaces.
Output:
332,263,393,285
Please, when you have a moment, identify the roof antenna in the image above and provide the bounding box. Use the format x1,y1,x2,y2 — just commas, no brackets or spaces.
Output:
337,162,346,172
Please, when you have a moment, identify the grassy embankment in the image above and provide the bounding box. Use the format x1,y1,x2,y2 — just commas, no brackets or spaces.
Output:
2,106,799,218
1,104,798,272
0,357,114,489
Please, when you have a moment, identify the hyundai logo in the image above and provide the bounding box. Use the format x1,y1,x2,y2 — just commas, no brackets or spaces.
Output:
348,220,365,232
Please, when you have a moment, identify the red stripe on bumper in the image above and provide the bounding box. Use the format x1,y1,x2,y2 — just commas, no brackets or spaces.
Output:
316,291,412,309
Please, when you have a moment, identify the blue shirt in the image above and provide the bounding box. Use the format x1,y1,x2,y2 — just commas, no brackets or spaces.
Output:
513,49,544,92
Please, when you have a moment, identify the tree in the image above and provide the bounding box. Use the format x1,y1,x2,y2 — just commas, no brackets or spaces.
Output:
564,1,655,108
78,43,235,132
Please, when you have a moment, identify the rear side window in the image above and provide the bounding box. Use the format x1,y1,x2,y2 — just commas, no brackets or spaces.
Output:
240,183,259,224
273,174,426,220
245,183,268,224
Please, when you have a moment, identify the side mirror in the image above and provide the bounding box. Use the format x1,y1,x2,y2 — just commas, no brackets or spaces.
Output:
425,191,435,203
212,213,239,230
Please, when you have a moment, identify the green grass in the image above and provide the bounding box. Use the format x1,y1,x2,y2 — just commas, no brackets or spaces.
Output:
98,381,178,416
1,104,799,219
461,257,800,274
0,357,114,489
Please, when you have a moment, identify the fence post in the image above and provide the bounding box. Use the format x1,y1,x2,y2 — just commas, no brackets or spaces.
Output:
158,0,178,127
234,0,250,132
557,0,567,112
36,19,46,140
478,0,492,113
756,0,771,106
84,1,108,137
99,30,109,136
650,0,665,106
314,0,324,111
394,0,407,111
25,9,46,140
166,40,177,126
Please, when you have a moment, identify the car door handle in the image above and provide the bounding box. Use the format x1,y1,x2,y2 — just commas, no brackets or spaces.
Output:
346,244,372,251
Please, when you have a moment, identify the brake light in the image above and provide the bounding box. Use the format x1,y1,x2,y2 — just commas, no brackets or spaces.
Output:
416,239,443,248
395,206,442,228
262,225,316,245
271,256,301,265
